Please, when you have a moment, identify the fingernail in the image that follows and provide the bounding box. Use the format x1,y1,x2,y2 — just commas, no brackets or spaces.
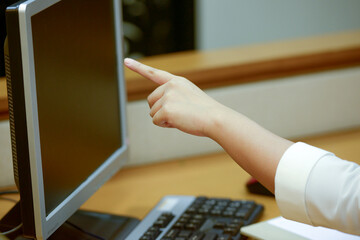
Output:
124,58,136,67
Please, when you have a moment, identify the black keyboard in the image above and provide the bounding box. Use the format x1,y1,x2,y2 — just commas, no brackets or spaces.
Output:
125,195,264,240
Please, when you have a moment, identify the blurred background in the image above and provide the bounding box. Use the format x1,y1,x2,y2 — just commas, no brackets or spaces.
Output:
123,0,360,57
1,0,360,74
122,0,195,59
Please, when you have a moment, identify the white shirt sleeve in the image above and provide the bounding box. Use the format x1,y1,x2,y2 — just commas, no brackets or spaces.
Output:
275,142,360,235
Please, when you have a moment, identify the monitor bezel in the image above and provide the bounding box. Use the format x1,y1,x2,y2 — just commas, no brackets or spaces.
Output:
17,0,127,238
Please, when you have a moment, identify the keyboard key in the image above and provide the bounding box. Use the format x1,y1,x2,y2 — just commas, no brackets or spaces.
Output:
230,218,244,225
181,213,192,219
185,223,199,230
210,209,222,216
224,227,239,236
205,199,217,205
198,208,211,214
213,221,226,229
228,222,243,229
217,234,232,240
193,214,205,220
141,225,161,240
216,200,230,207
154,219,167,228
242,201,255,209
139,236,152,240
203,232,217,240
144,231,159,238
213,205,225,211
153,213,174,228
164,228,179,238
222,210,235,217
186,207,198,214
225,207,237,212
189,232,205,240
173,222,185,229
229,201,242,208
178,230,193,238
177,217,190,223
235,208,252,220
189,220,203,227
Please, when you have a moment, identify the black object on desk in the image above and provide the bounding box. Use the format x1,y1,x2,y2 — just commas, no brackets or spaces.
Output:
246,177,274,197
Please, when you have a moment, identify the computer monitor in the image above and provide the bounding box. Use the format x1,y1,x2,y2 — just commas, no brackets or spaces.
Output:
1,0,137,239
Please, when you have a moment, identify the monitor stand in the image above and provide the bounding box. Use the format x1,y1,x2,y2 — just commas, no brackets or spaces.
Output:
0,202,140,240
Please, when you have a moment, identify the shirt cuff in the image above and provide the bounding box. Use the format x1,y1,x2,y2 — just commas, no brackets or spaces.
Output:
274,142,333,225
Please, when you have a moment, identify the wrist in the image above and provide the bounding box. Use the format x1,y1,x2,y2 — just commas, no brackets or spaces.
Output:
203,105,237,140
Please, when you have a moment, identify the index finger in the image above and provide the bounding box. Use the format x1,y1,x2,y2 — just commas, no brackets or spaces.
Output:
124,58,175,85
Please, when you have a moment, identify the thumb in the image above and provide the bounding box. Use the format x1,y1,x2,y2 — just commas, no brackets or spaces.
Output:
124,58,175,85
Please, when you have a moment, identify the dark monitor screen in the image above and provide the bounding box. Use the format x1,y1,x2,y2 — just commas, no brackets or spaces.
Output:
31,0,122,216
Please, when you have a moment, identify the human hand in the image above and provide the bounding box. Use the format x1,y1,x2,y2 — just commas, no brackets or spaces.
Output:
124,58,226,137
124,58,293,194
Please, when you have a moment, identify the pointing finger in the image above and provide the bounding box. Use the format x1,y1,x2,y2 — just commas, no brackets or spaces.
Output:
124,58,175,85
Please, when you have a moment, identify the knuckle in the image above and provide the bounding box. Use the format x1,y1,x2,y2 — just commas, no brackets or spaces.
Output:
161,103,169,113
162,91,172,101
147,67,158,76
153,116,164,126
178,76,187,82
172,76,187,84
166,79,177,88
152,117,158,125
147,95,152,105
161,104,173,116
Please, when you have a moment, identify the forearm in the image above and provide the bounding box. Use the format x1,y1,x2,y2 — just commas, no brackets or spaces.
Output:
206,105,293,193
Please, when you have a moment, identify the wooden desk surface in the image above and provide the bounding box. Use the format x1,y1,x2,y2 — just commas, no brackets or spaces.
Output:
1,128,360,223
